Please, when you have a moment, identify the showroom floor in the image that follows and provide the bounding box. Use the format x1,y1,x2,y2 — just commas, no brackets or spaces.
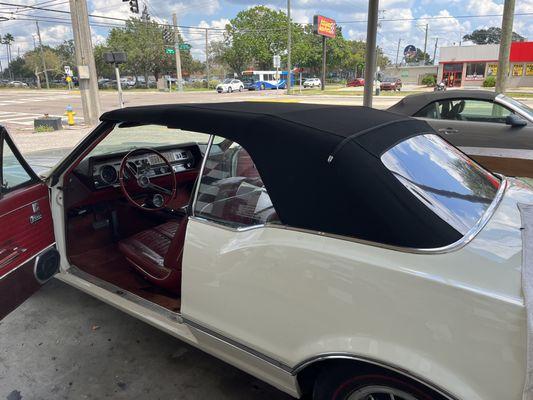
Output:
0,280,293,400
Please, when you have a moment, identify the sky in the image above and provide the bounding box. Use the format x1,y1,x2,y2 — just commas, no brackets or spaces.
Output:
1,0,532,69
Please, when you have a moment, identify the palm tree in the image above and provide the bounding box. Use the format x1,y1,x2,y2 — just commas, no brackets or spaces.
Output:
2,34,14,80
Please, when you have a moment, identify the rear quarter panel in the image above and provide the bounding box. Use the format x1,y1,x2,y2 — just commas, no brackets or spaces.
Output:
182,179,530,400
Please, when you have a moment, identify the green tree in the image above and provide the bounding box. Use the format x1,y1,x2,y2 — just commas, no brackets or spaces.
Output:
3,57,32,79
23,47,61,88
463,27,525,45
55,39,76,67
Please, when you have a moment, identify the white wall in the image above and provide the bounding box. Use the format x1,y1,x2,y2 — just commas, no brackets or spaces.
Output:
439,44,500,62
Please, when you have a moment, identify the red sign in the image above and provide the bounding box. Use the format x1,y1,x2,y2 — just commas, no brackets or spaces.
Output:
510,41,533,62
313,15,336,38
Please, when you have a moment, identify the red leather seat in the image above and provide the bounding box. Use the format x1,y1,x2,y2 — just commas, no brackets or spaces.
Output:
118,218,187,293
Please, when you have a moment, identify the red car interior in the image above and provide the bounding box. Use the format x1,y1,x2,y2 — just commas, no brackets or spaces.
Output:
63,137,270,313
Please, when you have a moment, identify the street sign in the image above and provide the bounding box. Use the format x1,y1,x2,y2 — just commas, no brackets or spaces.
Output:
66,76,72,83
165,48,176,55
273,55,281,68
178,43,191,51
64,66,73,76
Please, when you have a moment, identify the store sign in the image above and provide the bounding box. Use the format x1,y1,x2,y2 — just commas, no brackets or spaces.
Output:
526,64,533,76
313,15,336,38
403,45,417,60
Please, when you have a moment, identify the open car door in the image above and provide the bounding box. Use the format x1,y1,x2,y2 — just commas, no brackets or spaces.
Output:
0,126,59,320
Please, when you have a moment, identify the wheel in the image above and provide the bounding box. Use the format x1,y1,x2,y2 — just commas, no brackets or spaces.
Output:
239,86,243,92
228,86,233,93
261,83,265,90
312,366,438,400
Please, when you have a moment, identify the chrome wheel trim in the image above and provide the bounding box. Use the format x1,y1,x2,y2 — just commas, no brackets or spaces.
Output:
347,385,419,400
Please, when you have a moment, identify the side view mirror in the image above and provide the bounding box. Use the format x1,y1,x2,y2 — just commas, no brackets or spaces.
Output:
506,114,527,127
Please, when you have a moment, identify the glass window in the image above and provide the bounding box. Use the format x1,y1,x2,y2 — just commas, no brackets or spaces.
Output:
415,99,513,123
86,124,209,157
381,134,500,235
193,137,279,228
465,62,485,80
1,137,34,194
512,64,524,77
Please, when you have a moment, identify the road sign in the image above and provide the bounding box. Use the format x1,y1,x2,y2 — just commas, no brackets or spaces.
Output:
66,76,72,83
273,55,281,68
64,66,72,76
165,48,176,55
178,43,191,51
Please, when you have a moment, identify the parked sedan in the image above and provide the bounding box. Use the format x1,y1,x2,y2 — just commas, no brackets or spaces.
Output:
303,77,321,88
380,77,402,91
346,78,365,87
2,102,533,400
388,90,533,177
7,80,28,88
216,78,244,93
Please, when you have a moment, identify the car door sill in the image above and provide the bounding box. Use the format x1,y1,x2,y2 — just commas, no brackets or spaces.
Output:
62,265,182,323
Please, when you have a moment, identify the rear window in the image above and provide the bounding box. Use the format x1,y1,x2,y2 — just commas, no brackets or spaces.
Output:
381,134,501,235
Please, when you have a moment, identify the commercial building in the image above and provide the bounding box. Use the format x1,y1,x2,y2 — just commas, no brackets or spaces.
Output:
437,41,533,88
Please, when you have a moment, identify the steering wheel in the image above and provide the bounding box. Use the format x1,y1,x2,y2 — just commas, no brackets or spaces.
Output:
119,148,177,212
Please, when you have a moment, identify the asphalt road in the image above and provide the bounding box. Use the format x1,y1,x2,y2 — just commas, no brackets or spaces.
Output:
1,88,403,147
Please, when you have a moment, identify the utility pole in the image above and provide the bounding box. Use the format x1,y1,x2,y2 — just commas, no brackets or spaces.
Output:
395,38,401,66
496,0,515,94
35,22,50,89
363,0,379,108
423,23,428,65
286,0,292,93
69,0,101,125
433,37,439,65
172,13,183,92
205,28,209,85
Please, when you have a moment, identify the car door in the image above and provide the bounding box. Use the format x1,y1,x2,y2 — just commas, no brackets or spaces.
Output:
0,127,58,320
415,98,533,177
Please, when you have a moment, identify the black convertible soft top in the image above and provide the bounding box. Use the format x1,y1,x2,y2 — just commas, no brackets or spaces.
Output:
101,102,462,249
388,90,498,116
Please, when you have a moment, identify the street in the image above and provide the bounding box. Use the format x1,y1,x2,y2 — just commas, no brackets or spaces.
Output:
2,88,406,154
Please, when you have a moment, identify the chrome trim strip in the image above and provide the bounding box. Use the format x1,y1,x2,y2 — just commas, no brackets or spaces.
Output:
496,95,533,123
66,265,181,322
0,243,56,280
183,318,459,399
190,134,214,217
291,353,459,400
183,317,293,373
189,177,507,255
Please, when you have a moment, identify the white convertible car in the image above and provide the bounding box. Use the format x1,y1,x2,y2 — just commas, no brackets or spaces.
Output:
1,102,532,400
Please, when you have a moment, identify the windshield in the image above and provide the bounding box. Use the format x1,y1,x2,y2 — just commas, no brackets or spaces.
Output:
222,78,232,84
381,134,501,235
86,124,209,157
383,77,396,82
500,95,533,120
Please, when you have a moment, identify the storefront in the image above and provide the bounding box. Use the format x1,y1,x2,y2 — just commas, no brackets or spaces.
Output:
438,42,533,88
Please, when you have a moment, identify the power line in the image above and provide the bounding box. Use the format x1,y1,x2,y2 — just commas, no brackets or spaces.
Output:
337,11,533,24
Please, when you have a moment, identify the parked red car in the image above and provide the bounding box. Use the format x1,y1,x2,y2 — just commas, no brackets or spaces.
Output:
380,77,402,91
346,78,365,87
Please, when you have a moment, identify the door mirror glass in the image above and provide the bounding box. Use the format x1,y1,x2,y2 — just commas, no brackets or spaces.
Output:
505,114,527,127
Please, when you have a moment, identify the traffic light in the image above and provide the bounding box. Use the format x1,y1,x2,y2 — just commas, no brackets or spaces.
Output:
163,29,173,44
129,0,139,14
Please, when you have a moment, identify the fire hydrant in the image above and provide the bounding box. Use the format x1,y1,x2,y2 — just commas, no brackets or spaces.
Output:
65,105,76,126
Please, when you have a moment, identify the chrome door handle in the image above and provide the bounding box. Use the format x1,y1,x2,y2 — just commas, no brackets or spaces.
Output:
0,247,27,269
438,128,459,135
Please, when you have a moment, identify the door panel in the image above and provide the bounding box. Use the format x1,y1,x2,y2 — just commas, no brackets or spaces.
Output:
0,129,57,320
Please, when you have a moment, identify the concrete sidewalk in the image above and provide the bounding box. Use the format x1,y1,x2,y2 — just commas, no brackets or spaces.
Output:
0,279,291,400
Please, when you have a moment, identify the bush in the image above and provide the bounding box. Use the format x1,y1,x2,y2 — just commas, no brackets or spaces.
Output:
483,76,496,87
208,80,220,90
421,75,436,87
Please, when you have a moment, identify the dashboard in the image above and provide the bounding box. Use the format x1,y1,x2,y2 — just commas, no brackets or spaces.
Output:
74,144,200,190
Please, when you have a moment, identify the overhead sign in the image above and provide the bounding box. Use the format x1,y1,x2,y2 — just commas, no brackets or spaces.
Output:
313,15,336,38
273,55,281,68
403,45,417,59
165,48,176,54
178,43,191,50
